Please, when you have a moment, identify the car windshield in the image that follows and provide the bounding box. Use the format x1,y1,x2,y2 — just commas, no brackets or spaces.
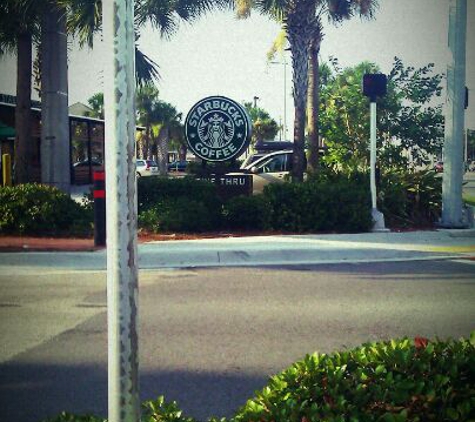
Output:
147,160,158,167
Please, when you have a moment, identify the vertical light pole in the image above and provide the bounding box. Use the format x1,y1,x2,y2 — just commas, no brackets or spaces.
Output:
270,58,289,141
362,74,388,231
103,0,140,421
441,0,468,228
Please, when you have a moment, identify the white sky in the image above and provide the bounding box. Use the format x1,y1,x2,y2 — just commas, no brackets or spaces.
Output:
0,0,474,133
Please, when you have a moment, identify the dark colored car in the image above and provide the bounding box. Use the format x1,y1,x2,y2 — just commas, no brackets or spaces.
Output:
167,160,188,172
72,159,103,184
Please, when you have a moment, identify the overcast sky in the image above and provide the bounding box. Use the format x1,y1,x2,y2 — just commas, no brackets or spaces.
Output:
0,0,474,132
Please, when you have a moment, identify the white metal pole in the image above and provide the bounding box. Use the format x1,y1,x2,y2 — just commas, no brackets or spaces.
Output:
283,58,287,141
370,101,377,210
441,0,467,227
103,0,139,421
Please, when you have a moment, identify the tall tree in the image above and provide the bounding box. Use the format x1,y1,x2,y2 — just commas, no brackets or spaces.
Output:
136,83,160,159
153,102,182,175
319,58,444,171
243,101,279,145
41,0,70,193
85,92,105,119
0,0,40,184
236,0,378,180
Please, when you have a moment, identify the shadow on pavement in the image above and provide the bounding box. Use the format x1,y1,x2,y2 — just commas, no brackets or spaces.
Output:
0,362,266,422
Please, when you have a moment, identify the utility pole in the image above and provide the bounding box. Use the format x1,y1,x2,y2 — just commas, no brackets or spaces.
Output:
103,0,140,421
441,0,468,228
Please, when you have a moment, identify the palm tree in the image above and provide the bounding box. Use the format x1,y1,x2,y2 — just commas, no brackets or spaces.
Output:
235,0,378,180
136,84,182,175
85,92,105,119
41,0,70,192
136,83,160,159
307,1,378,172
0,0,40,184
153,102,182,175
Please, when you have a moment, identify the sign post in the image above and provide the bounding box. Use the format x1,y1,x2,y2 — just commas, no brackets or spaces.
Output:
103,0,140,421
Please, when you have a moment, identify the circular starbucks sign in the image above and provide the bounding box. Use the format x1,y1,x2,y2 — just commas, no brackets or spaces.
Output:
185,96,252,162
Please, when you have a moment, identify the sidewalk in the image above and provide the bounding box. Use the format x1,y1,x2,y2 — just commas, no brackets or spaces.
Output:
1,229,474,270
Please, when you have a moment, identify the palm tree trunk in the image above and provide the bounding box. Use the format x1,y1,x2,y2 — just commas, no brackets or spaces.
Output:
288,33,309,182
14,31,33,184
178,143,187,161
307,38,321,172
41,3,71,193
156,126,169,175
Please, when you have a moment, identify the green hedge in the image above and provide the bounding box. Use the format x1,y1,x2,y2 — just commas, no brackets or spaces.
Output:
263,173,372,233
0,184,92,236
138,177,221,213
0,169,442,237
137,174,373,234
137,177,223,232
223,195,271,231
41,333,475,422
379,170,442,228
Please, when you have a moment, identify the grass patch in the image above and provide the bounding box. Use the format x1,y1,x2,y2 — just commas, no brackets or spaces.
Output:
463,194,475,207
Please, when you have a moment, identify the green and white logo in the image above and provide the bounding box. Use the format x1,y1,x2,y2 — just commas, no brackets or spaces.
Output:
185,96,251,162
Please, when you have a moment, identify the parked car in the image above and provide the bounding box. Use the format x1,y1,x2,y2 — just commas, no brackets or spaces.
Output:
72,159,103,184
136,159,159,177
167,160,188,172
229,149,293,194
434,161,444,173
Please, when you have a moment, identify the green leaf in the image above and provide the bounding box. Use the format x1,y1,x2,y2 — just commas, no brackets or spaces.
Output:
446,408,459,420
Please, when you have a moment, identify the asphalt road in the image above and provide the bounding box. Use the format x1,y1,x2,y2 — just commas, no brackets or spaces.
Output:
1,260,475,422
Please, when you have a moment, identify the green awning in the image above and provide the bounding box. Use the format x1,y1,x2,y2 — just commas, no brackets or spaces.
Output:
0,122,15,139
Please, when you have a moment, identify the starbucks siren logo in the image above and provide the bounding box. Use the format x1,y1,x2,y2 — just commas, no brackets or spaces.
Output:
185,96,251,162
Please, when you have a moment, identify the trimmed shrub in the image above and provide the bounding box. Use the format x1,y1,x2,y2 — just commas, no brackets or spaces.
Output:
0,184,92,236
380,170,442,228
223,195,271,231
142,396,197,422
263,175,372,233
139,198,215,233
234,334,475,422
137,177,222,232
137,177,220,213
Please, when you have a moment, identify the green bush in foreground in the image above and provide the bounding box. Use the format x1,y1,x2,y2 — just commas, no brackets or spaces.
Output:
0,184,92,236
233,334,475,422
42,334,475,422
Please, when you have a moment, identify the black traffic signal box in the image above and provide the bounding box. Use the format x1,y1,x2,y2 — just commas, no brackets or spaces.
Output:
362,73,387,101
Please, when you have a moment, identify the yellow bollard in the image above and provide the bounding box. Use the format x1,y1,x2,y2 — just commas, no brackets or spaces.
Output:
2,154,12,186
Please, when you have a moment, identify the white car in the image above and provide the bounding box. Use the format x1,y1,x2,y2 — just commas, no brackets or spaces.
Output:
136,159,159,177
234,150,293,194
